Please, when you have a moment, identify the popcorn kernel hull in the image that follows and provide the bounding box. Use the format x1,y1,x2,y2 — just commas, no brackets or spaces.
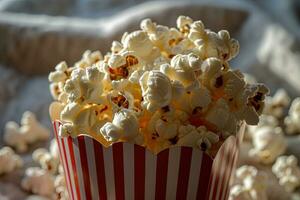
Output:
53,121,244,200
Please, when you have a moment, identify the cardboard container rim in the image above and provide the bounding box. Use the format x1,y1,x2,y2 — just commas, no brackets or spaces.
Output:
53,120,245,161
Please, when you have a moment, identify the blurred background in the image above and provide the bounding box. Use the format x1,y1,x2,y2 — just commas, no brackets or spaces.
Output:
0,0,299,199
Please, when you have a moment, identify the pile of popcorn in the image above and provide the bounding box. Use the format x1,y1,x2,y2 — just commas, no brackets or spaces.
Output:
48,16,269,154
0,112,68,200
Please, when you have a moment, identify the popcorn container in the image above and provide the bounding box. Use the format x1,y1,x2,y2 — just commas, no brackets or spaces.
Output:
53,121,245,200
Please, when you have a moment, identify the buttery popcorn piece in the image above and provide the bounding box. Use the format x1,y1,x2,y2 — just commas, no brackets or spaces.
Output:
100,109,142,144
22,167,55,197
284,97,300,135
32,148,59,174
249,126,286,164
4,111,50,152
263,89,290,118
139,70,172,112
0,146,23,175
272,155,300,192
177,125,219,150
161,53,202,86
229,165,268,200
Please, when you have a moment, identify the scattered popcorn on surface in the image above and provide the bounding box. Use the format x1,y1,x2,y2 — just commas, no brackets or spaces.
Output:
249,126,286,164
48,16,269,154
263,89,290,119
272,155,300,192
21,167,55,197
32,148,59,174
0,146,23,175
284,97,300,135
246,114,279,140
4,111,50,152
229,165,268,200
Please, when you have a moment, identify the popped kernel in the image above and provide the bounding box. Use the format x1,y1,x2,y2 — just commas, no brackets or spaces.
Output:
272,155,300,192
230,165,268,200
249,126,286,164
284,97,300,135
4,111,50,153
0,146,23,175
21,167,55,197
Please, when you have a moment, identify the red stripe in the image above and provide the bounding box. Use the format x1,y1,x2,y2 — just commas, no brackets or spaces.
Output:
197,154,213,200
113,143,125,200
134,145,145,200
61,137,75,200
53,122,73,200
176,147,193,200
68,137,82,200
155,149,169,200
93,140,107,200
211,146,226,200
78,136,92,200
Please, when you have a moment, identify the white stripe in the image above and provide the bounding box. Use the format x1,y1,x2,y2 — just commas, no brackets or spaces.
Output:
55,123,73,200
165,147,180,199
103,146,116,200
230,146,239,186
186,150,203,200
63,137,77,200
123,143,134,200
85,137,100,200
221,141,236,200
145,150,157,200
208,146,223,200
73,138,86,200
225,145,238,200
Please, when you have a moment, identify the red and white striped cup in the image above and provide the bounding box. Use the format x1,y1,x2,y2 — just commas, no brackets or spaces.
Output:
53,121,244,200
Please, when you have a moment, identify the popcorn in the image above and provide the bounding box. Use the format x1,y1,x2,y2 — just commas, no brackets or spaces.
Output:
32,148,59,174
60,103,110,137
205,98,237,135
0,146,23,175
111,41,123,54
64,66,105,104
284,97,300,135
161,53,202,86
249,126,287,164
234,84,269,126
229,185,252,200
166,78,212,114
177,125,219,151
54,174,68,200
188,21,239,61
48,61,69,83
107,90,135,113
272,155,300,192
246,114,279,139
22,167,55,197
139,70,172,112
100,109,142,144
263,89,290,118
123,31,157,59
4,111,50,152
75,50,103,68
48,16,268,154
229,165,268,200
177,16,193,32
